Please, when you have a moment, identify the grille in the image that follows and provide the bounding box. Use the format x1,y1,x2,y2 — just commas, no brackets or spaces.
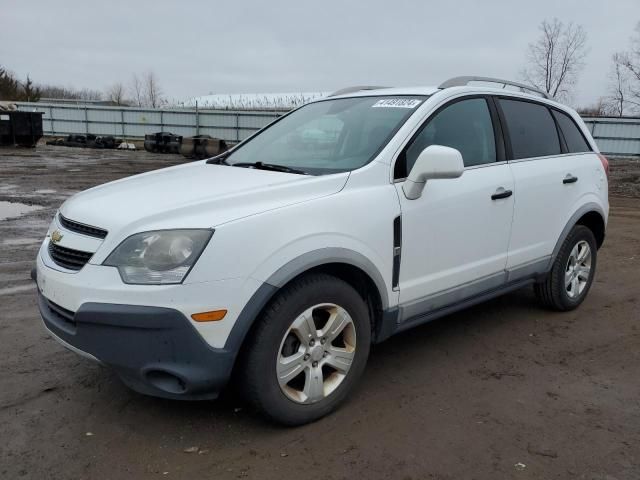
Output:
48,242,93,271
58,214,107,239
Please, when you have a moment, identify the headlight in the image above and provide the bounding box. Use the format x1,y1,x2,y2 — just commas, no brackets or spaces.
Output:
104,229,213,285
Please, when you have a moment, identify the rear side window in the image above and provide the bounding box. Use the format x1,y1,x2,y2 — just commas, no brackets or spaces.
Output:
499,99,561,159
395,98,496,178
552,110,591,153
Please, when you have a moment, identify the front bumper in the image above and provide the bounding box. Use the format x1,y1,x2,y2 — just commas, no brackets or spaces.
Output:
37,290,235,399
36,240,263,349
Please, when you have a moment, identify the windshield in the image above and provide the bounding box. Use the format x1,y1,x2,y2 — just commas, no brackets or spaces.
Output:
224,96,427,175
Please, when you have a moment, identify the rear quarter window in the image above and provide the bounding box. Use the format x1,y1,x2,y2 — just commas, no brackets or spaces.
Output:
499,99,561,159
552,110,591,153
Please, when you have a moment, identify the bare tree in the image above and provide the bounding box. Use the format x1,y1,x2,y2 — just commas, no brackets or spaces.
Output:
0,66,20,100
38,84,102,101
606,55,629,116
106,82,127,105
522,18,588,100
142,71,164,108
0,67,41,102
21,75,41,102
77,88,102,101
613,22,640,112
130,74,144,107
577,98,608,117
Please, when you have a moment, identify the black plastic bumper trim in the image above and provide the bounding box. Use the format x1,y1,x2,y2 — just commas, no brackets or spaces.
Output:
37,291,235,400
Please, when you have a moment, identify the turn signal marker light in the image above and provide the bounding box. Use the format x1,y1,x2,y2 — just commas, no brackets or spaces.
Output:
191,310,227,322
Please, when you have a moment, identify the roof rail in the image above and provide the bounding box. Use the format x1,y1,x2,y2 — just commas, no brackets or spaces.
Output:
327,85,389,97
438,76,552,99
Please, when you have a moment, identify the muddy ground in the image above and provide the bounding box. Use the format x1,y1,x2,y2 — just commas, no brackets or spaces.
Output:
0,145,639,480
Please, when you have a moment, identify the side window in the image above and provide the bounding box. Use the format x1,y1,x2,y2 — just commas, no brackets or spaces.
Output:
499,99,561,159
395,98,497,178
552,110,591,153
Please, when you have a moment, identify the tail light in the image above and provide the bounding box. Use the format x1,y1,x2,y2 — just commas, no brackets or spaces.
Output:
597,153,609,179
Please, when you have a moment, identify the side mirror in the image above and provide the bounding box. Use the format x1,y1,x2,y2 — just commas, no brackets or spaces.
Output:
402,145,464,200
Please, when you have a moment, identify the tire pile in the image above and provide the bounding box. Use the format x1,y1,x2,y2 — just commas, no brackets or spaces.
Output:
46,134,118,149
46,130,230,159
143,132,182,154
180,135,228,159
144,132,229,159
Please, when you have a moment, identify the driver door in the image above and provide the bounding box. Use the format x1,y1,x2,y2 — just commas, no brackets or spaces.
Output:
394,96,515,312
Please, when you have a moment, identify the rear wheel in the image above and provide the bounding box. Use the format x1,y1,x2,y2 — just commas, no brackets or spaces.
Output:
534,225,597,311
242,274,371,426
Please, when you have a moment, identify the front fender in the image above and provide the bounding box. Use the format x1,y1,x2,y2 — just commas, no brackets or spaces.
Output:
221,245,392,356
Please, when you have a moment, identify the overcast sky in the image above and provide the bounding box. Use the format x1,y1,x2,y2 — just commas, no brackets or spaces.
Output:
1,0,638,107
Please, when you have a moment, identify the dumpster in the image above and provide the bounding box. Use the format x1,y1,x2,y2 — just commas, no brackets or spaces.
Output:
0,110,44,147
180,135,228,159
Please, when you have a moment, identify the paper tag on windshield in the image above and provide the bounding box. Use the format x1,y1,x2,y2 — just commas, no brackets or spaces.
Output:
372,98,421,109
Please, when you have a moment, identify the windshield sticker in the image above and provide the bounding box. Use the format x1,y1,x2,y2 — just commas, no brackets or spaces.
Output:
372,98,422,109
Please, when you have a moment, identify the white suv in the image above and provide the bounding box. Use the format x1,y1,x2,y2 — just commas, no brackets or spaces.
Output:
35,77,609,425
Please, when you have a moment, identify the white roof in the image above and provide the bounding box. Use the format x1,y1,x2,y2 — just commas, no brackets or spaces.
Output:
183,83,565,111
182,87,440,109
182,92,329,110
329,86,440,98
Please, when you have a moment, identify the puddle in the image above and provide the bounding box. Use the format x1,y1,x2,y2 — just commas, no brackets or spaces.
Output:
0,201,43,221
1,237,42,246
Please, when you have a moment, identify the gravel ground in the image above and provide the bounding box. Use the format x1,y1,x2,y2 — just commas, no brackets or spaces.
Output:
608,157,640,198
0,145,639,480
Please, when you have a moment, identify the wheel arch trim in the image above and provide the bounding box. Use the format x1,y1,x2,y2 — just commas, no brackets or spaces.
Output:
264,247,390,309
548,202,606,269
223,248,390,354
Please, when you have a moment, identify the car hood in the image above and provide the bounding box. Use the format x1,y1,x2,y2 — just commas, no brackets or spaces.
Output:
60,161,349,236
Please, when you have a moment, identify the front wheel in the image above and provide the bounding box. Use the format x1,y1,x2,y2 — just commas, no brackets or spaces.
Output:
534,225,598,311
241,274,371,426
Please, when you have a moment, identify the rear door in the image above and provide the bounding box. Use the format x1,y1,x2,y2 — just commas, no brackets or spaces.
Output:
498,98,595,271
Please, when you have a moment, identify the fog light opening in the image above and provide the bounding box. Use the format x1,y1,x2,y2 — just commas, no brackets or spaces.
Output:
145,370,187,395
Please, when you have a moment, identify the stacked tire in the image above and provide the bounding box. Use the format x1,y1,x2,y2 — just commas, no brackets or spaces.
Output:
143,132,182,153
180,135,228,159
46,134,117,149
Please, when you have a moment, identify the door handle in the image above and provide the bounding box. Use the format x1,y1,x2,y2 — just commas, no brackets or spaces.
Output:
491,188,513,200
563,175,578,184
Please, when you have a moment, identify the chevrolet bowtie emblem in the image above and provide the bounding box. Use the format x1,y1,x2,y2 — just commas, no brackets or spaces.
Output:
51,230,63,244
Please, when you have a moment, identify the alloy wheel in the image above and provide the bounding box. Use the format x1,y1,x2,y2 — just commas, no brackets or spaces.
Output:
565,240,592,299
276,303,356,404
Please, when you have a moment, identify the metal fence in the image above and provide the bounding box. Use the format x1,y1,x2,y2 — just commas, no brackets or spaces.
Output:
582,117,640,157
12,102,640,157
14,102,284,143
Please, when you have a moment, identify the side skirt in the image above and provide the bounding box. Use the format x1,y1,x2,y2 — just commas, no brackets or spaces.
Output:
396,277,534,335
374,257,549,343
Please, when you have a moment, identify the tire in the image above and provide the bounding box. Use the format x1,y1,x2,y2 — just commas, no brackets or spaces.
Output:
242,273,371,426
534,225,597,311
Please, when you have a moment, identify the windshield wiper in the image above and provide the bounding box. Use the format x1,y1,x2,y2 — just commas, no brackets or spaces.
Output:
231,162,309,175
